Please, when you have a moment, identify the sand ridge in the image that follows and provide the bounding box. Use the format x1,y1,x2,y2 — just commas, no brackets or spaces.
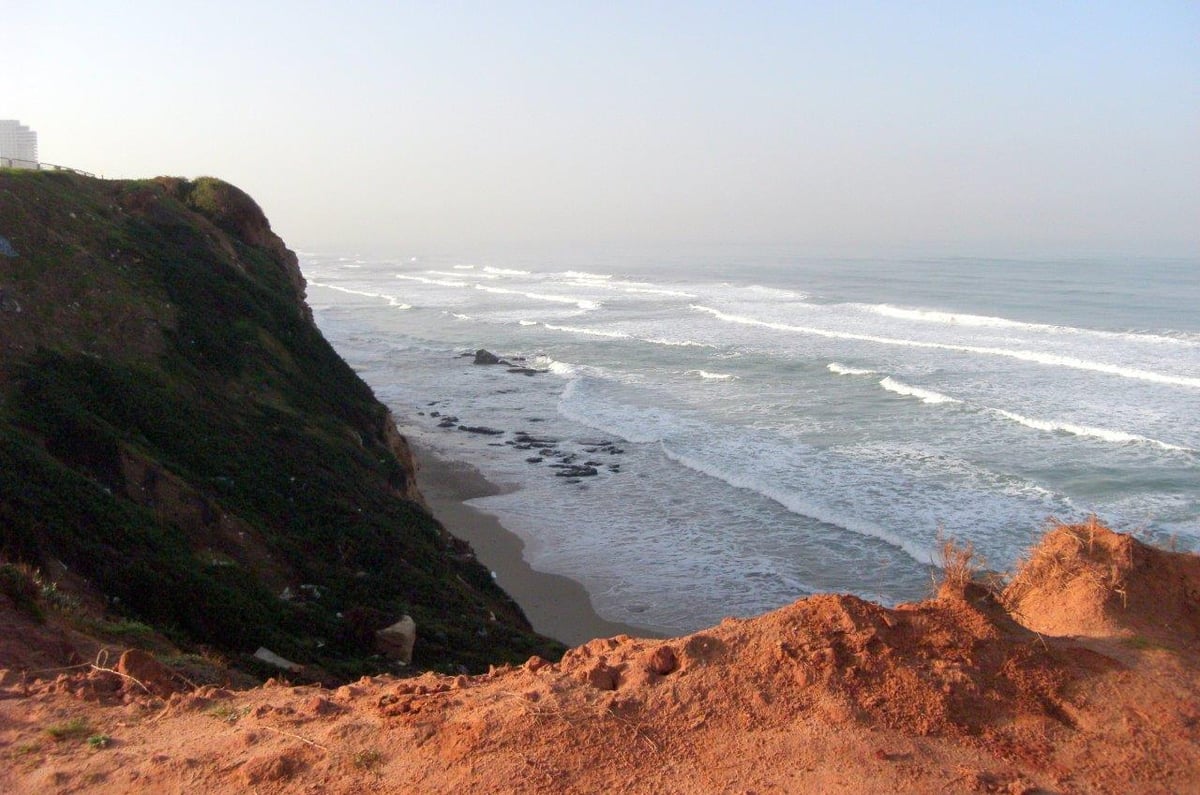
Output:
2,521,1198,794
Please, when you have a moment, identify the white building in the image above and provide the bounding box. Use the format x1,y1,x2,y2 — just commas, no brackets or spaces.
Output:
0,120,38,169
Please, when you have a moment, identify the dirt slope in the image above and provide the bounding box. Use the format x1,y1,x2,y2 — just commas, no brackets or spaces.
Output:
2,521,1197,794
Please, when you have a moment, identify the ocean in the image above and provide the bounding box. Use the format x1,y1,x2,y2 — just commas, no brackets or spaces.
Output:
300,250,1199,635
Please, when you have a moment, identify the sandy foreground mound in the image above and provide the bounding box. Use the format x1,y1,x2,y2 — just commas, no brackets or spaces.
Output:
2,522,1198,794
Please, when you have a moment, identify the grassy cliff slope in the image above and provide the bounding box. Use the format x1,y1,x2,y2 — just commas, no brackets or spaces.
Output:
0,170,562,679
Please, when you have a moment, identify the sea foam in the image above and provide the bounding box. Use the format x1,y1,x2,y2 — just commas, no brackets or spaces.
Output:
307,280,412,309
543,323,631,339
475,284,600,311
879,377,960,405
692,305,1200,389
989,408,1192,452
659,445,937,566
828,362,876,376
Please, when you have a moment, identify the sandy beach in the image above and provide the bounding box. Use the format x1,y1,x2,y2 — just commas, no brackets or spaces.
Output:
411,443,657,647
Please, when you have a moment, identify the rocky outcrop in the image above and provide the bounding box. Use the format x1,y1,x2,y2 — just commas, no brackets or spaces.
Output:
160,176,312,323
376,615,417,664
381,409,426,507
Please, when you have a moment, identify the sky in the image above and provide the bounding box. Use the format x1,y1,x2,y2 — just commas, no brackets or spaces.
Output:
3,1,1198,258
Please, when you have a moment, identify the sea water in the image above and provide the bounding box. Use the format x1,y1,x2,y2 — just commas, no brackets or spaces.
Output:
300,250,1199,635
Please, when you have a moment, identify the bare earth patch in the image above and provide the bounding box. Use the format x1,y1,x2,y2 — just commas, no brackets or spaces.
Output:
2,521,1197,794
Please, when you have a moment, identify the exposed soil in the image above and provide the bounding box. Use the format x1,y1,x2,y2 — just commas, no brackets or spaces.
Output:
2,521,1198,794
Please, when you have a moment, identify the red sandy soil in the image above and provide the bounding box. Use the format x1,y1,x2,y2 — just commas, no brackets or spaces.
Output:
2,521,1198,794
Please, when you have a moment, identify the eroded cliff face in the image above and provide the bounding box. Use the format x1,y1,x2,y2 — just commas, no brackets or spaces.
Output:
0,170,560,679
382,409,427,507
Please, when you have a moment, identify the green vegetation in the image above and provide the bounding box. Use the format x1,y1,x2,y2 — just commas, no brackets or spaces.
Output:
87,734,111,749
45,718,93,741
0,171,563,680
205,703,250,723
0,562,44,621
352,748,385,774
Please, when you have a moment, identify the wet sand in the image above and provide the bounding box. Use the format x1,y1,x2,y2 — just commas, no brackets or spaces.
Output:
412,443,657,647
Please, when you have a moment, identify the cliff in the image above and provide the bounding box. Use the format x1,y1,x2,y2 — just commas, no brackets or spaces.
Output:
0,170,561,679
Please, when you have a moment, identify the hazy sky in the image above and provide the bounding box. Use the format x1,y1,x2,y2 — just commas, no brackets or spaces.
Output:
4,2,1198,257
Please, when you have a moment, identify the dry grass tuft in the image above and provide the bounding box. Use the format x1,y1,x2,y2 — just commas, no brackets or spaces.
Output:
935,529,980,597
1001,515,1130,614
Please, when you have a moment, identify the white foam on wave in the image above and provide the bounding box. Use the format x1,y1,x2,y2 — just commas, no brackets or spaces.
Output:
745,284,809,301
427,269,497,280
306,280,412,309
642,337,716,348
868,304,1048,331
867,303,1199,347
395,274,468,287
879,377,960,405
543,323,631,339
475,284,600,311
626,287,696,298
560,270,612,280
691,305,1200,389
482,266,531,276
659,445,936,566
531,355,577,377
518,319,538,326
687,370,738,381
989,409,1193,452
828,362,876,376
450,313,472,321
556,380,670,444
452,264,475,270
562,277,697,298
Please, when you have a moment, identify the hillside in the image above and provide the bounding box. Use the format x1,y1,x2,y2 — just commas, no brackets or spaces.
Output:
1,520,1197,793
0,170,561,680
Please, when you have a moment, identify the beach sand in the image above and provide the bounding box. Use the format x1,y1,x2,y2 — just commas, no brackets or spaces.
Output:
412,443,657,647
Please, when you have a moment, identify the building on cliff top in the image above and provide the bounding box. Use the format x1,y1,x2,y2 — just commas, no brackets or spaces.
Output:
0,120,38,169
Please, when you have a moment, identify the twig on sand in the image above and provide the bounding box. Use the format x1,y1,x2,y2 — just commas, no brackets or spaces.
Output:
258,724,330,751
89,649,152,694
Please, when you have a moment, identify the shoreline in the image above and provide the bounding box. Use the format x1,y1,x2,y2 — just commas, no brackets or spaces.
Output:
411,442,659,647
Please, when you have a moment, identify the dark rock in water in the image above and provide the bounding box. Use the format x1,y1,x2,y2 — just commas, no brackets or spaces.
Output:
527,417,545,423
430,411,441,417
525,457,543,464
459,425,504,436
507,367,542,376
554,465,598,478
515,431,557,444
563,478,582,484
437,417,459,428
474,349,502,365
